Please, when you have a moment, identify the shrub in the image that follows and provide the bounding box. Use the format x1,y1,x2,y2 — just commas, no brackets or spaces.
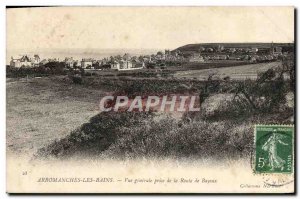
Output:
36,112,153,158
230,68,288,115
72,75,83,84
101,117,253,160
36,110,254,161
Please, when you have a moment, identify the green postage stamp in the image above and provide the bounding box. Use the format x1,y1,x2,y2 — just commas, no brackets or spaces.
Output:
255,125,294,173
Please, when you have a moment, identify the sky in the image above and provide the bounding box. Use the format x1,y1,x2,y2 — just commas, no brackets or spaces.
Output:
7,7,294,51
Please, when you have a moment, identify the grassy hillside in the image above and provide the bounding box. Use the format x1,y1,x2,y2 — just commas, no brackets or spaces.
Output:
35,69,293,160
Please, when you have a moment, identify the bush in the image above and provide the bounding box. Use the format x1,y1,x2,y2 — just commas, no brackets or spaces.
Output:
232,69,287,114
6,62,68,78
101,117,253,160
36,112,153,158
36,111,254,161
72,75,83,84
183,68,292,122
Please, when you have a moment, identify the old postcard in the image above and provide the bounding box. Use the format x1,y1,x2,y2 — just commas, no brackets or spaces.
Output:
6,7,295,193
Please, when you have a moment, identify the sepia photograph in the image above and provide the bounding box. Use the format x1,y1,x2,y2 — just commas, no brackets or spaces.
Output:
5,6,295,193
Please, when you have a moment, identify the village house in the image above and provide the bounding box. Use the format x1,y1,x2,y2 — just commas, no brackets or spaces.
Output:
110,60,120,70
155,51,165,60
31,54,41,67
64,57,75,68
249,56,257,63
165,49,184,62
213,55,228,60
272,47,283,55
119,60,133,70
81,58,93,68
217,45,225,52
110,59,144,71
10,55,32,68
102,58,109,65
188,53,204,62
123,53,131,61
132,60,145,68
48,58,59,62
40,59,48,66
142,57,150,63
206,48,214,53
250,48,259,53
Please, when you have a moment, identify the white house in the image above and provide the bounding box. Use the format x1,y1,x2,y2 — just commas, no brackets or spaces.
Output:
10,55,32,68
111,61,120,70
111,60,133,70
111,59,144,71
81,58,93,68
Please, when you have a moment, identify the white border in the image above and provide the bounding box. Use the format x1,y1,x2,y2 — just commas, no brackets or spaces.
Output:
0,1,299,198
2,0,298,6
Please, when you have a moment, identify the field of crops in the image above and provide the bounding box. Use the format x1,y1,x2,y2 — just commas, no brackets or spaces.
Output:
174,61,281,80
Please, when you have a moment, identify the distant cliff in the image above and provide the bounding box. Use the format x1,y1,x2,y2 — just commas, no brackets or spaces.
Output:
173,43,294,53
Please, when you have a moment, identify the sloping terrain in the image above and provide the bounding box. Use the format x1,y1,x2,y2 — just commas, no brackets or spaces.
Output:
6,76,107,155
174,62,281,80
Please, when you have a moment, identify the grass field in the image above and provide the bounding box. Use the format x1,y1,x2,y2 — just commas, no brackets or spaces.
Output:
6,76,108,155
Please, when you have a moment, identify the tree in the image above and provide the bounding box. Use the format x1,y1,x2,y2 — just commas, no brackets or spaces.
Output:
281,53,295,91
73,61,78,69
233,68,287,113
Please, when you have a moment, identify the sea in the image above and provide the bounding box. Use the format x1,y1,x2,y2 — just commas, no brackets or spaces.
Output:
6,48,162,65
